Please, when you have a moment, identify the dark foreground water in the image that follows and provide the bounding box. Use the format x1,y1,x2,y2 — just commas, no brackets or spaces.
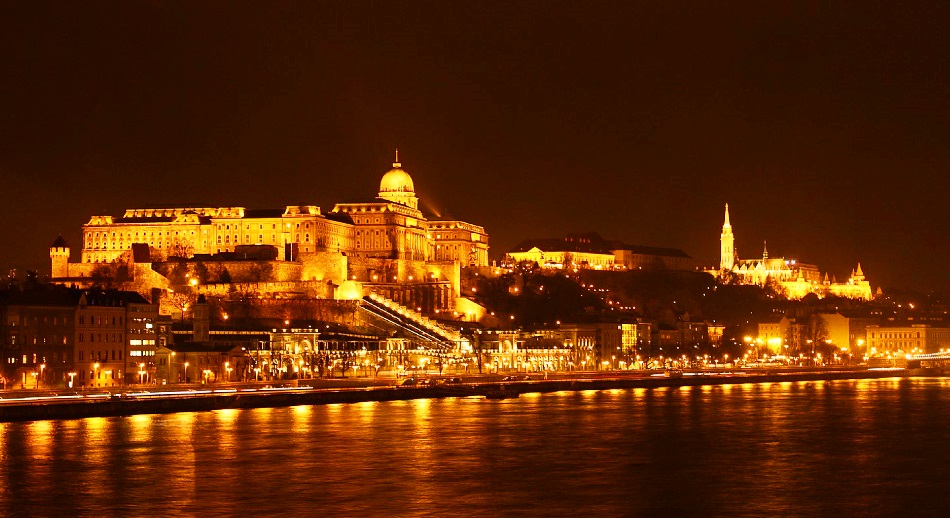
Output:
2,377,949,516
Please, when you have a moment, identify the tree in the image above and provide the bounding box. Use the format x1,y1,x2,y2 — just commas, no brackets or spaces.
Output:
718,269,740,285
167,291,195,322
89,264,116,288
803,314,831,357
235,261,273,283
193,262,211,284
562,252,575,271
764,275,788,299
786,314,829,358
168,242,194,260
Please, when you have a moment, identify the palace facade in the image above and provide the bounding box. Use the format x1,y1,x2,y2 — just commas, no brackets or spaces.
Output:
51,154,489,310
506,233,692,271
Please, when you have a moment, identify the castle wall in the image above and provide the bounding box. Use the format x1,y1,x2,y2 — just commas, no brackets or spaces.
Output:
299,251,347,284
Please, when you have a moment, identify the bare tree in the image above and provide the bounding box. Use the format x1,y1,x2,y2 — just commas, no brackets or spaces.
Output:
168,242,195,260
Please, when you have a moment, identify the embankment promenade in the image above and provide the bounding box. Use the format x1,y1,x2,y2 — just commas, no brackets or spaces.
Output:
0,367,918,423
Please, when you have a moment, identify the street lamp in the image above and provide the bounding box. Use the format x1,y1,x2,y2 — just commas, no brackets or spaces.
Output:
183,361,189,383
93,362,100,388
68,372,77,389
225,362,232,382
139,363,146,384
39,363,46,388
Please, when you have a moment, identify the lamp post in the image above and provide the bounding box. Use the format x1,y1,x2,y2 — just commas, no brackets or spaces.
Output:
93,362,100,388
39,363,46,388
68,372,77,389
138,363,146,385
225,362,232,382
183,361,189,383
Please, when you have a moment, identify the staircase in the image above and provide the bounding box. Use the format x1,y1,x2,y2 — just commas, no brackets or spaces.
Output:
359,294,470,353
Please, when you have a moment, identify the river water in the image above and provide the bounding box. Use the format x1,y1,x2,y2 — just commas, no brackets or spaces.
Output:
1,377,948,516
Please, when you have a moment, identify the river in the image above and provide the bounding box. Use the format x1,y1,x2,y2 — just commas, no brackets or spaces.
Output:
1,376,948,516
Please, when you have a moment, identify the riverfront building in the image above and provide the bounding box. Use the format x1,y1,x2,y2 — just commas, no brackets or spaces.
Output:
865,322,950,355
0,287,158,388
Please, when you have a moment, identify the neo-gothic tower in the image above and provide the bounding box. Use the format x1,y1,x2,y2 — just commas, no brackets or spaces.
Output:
720,203,735,270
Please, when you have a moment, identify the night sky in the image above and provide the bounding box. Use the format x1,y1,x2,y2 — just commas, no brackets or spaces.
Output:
1,2,947,292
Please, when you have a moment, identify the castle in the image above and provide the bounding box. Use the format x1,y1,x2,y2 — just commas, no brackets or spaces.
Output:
716,203,871,300
50,153,489,313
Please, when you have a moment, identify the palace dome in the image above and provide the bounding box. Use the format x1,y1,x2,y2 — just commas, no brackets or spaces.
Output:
379,165,415,193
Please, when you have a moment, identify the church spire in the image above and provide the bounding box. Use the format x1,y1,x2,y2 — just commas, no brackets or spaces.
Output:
762,240,768,261
720,203,735,271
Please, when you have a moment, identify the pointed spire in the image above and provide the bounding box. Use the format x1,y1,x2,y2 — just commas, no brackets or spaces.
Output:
393,147,401,169
855,262,864,277
723,203,731,228
762,240,768,260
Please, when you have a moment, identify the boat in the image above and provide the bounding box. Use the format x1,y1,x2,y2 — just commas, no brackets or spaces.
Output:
483,385,519,400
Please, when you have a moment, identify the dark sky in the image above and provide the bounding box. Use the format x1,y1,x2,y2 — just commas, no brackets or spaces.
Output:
1,2,947,292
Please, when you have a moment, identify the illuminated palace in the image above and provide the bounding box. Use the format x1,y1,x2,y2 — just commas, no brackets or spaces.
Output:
51,153,489,311
715,203,872,300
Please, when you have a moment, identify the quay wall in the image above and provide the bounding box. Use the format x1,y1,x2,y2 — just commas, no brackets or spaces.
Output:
0,369,911,423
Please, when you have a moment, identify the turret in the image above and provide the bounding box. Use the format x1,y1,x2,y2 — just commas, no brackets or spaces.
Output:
192,294,210,342
854,262,865,282
50,235,70,279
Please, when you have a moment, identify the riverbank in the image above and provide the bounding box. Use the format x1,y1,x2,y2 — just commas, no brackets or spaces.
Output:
0,368,914,423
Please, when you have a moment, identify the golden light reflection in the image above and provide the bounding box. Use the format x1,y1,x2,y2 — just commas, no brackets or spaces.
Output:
215,408,240,427
408,399,433,470
213,408,240,452
411,397,432,414
85,417,109,446
81,416,111,482
27,420,53,460
291,404,314,434
173,412,197,440
254,406,274,420
129,413,153,442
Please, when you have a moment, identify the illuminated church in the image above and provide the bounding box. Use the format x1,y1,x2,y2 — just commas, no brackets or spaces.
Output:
716,203,871,300
50,153,489,310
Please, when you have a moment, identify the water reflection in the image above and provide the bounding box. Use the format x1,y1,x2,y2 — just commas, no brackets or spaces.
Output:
0,379,948,515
